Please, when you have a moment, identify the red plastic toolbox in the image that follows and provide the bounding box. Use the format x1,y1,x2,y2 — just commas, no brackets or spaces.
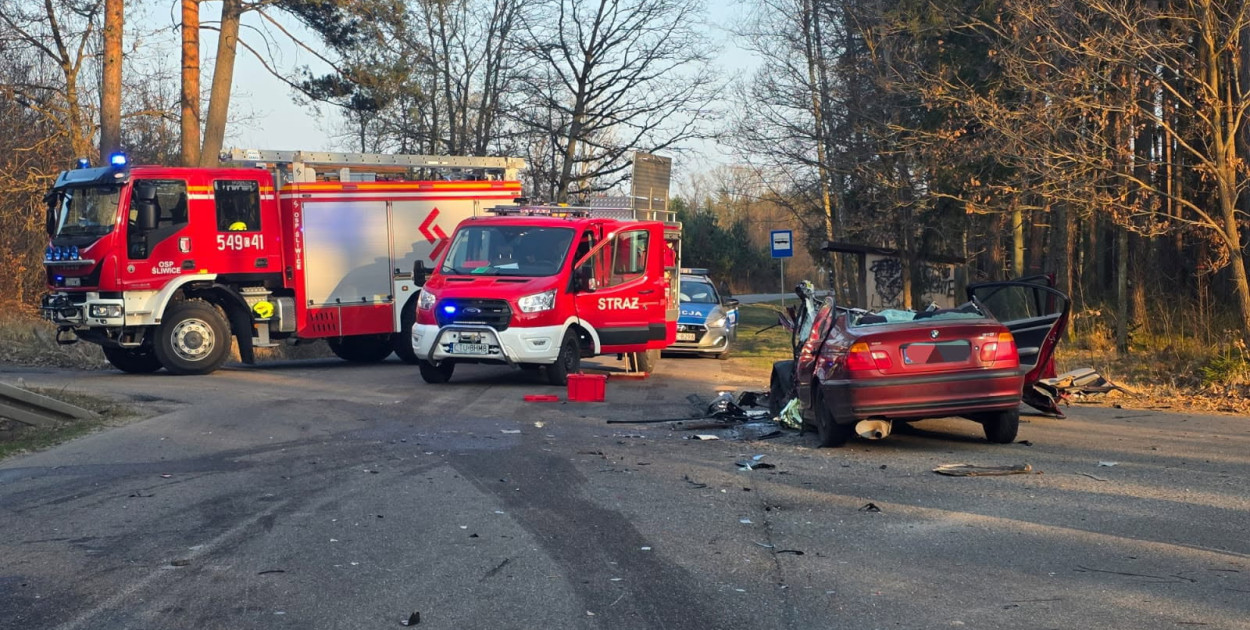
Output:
567,373,607,402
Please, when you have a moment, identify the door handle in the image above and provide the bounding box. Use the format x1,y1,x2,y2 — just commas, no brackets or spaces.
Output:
638,289,655,295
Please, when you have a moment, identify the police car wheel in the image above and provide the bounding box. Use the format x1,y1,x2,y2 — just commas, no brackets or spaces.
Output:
546,330,580,386
102,346,163,373
419,359,455,384
154,299,231,375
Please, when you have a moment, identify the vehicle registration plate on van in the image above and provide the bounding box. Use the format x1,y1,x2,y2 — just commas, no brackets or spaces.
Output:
452,343,490,355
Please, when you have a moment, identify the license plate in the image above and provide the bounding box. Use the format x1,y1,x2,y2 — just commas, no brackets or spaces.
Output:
676,332,697,342
451,342,490,355
65,277,81,287
903,341,971,364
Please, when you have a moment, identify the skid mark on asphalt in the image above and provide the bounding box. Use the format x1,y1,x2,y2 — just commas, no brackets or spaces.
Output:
451,448,736,629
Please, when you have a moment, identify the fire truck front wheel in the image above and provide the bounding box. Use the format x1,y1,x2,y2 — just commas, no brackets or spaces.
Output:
329,335,395,363
102,346,163,373
154,299,232,375
418,360,455,384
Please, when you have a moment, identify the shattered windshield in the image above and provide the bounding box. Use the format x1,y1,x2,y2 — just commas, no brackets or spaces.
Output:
440,225,575,277
50,185,122,238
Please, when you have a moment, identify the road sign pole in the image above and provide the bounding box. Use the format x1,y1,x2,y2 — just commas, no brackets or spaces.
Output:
780,257,785,309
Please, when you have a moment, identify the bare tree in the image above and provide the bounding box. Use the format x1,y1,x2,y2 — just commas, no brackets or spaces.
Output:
99,0,121,161
514,0,720,202
885,0,1250,345
180,0,200,166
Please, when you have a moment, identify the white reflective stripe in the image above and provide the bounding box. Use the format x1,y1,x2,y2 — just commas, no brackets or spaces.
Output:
187,194,214,200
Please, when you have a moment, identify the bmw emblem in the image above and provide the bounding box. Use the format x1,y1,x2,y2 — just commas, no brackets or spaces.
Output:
930,329,939,339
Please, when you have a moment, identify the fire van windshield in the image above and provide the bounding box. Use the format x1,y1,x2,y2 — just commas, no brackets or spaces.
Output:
47,185,122,239
441,225,576,277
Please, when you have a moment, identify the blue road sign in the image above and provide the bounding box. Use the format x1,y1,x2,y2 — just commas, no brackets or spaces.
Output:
771,229,793,258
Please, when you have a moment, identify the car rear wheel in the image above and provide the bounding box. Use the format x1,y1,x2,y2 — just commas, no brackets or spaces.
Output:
814,385,854,447
102,345,163,373
981,408,1020,443
329,335,394,363
418,359,455,384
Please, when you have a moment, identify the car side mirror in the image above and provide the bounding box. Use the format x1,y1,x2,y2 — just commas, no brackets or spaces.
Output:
413,260,428,285
722,297,739,308
135,200,158,231
135,183,157,202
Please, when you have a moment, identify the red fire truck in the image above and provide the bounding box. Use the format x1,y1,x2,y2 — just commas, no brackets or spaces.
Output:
40,150,523,375
410,204,681,384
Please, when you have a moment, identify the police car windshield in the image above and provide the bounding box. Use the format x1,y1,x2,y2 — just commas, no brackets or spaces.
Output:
50,185,121,238
441,225,576,277
680,278,718,304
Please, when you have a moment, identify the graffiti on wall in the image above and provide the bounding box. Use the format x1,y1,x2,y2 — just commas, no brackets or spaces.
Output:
865,253,957,310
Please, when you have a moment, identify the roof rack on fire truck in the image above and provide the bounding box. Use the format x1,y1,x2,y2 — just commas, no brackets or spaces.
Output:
222,148,526,186
484,195,676,223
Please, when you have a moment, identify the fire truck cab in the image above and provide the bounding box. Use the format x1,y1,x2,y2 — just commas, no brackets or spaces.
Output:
40,150,523,375
411,205,681,384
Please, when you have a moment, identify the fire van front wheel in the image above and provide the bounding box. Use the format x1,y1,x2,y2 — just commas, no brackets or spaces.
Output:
102,346,163,373
546,330,581,386
418,359,455,384
154,299,231,375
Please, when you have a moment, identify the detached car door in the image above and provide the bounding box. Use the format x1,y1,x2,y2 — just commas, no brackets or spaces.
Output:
968,277,1071,414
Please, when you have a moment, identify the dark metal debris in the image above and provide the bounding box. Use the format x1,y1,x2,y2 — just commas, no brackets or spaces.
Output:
858,503,881,513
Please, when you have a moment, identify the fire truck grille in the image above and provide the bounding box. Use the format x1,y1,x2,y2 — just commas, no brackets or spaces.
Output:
435,299,512,331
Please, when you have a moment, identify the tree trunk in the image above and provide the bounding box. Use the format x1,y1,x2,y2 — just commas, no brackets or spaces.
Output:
1011,201,1024,278
199,0,242,167
1115,226,1129,355
99,0,123,162
180,0,201,167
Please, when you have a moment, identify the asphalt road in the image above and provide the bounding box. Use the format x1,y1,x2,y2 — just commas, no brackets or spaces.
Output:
1,356,1248,629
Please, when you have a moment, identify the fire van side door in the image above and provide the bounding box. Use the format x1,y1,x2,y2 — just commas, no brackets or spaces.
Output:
573,224,668,353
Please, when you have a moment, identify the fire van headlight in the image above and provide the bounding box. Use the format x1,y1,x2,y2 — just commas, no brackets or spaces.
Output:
417,290,437,311
518,289,557,313
707,314,727,329
89,304,123,318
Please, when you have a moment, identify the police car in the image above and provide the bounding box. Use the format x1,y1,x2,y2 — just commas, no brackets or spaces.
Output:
668,269,739,359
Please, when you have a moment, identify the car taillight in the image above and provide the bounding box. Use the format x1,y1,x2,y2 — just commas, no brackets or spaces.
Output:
979,332,1019,367
846,342,892,372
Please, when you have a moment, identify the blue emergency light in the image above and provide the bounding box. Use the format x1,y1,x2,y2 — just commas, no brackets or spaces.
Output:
108,152,127,167
442,305,457,315
76,158,91,169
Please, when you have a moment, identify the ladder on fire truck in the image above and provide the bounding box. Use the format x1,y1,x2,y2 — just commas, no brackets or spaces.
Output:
223,149,526,186
485,198,677,223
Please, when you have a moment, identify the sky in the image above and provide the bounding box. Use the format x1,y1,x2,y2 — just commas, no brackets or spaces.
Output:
171,0,760,183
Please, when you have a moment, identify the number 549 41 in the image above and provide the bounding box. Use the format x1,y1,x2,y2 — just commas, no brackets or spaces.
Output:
216,234,263,250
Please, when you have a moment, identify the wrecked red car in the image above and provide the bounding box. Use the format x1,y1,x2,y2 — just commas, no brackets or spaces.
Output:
770,277,1069,447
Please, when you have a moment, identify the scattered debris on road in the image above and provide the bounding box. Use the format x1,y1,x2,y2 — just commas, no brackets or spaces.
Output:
1098,461,1119,467
1078,472,1109,482
933,463,1034,476
1031,367,1137,415
858,503,881,513
401,611,421,626
777,398,802,430
737,454,776,470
